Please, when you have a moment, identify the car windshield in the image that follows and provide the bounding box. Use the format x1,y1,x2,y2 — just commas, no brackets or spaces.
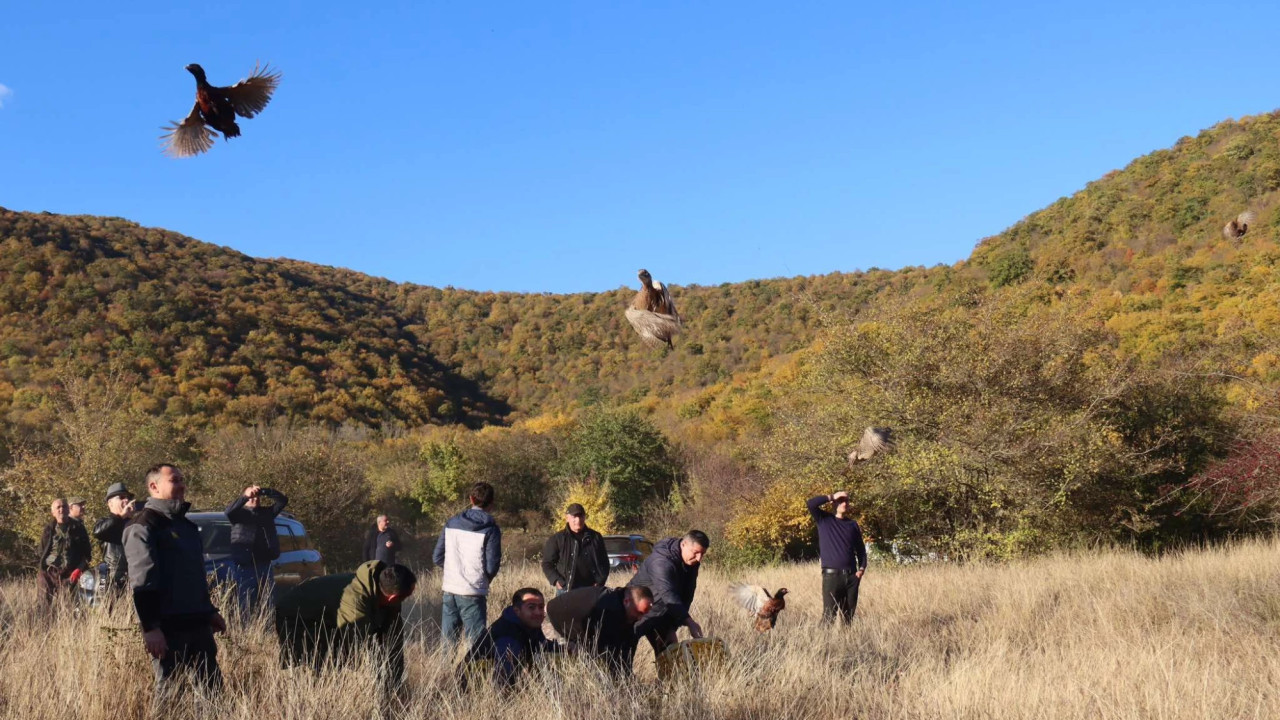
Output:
605,538,634,554
196,520,232,557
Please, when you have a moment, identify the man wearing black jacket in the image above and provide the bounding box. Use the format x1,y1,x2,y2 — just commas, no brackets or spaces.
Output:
364,515,400,565
92,482,136,604
37,497,91,605
541,503,608,595
807,491,868,623
628,530,709,653
547,585,653,676
124,464,226,696
225,484,289,614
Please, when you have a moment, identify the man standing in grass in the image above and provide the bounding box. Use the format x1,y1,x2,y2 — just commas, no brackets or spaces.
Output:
225,484,289,614
36,497,91,605
92,483,137,604
541,503,608,596
808,491,868,623
434,482,501,648
124,464,226,696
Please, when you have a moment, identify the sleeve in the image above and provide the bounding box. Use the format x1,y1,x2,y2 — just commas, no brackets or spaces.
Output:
92,516,121,544
263,488,289,516
432,526,447,568
807,495,831,521
492,635,523,689
123,522,164,631
646,553,689,624
225,493,250,522
541,534,564,587
483,525,502,580
72,524,92,570
592,534,609,585
36,525,53,571
854,523,868,571
336,577,378,634
389,529,401,550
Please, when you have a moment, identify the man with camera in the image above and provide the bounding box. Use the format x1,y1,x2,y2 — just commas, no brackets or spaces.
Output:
225,484,289,614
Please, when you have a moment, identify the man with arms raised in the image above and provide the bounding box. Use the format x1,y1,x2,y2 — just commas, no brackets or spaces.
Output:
807,490,868,623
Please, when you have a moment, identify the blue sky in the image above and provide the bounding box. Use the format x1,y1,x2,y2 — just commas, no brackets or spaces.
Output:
2,1,1278,293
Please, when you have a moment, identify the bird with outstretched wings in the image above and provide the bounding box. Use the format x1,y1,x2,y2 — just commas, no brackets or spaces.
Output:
161,62,281,158
730,583,789,633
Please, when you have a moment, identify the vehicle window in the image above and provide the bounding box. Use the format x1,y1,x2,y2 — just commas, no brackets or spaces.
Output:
605,538,633,554
198,522,232,555
638,541,654,555
276,524,298,553
292,528,311,551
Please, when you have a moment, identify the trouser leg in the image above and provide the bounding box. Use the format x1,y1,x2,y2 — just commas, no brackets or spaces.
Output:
441,593,461,647
154,625,222,698
846,575,861,618
458,595,488,645
821,572,843,623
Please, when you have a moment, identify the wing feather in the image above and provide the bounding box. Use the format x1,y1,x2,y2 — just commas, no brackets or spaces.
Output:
220,62,281,118
160,102,217,158
730,583,770,614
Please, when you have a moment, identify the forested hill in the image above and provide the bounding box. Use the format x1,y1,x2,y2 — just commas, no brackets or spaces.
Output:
0,208,906,433
7,109,1280,438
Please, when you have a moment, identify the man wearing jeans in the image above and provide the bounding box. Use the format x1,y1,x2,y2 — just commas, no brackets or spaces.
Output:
434,482,501,648
225,484,289,614
807,491,868,623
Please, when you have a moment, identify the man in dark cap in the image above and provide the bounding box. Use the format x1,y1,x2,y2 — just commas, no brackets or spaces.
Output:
92,482,136,604
541,503,608,596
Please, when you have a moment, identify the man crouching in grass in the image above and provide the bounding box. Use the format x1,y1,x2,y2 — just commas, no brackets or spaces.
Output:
275,561,417,693
460,587,558,691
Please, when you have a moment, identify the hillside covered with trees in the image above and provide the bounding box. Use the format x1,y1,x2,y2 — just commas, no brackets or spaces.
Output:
7,110,1280,568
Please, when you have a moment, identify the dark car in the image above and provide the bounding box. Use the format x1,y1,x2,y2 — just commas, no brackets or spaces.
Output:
189,511,325,595
604,534,653,573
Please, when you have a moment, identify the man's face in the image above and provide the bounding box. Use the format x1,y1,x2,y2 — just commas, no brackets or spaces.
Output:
377,516,389,532
680,539,707,566
624,595,653,623
50,500,67,524
107,495,133,516
68,503,84,519
513,593,546,630
566,513,585,533
149,466,186,502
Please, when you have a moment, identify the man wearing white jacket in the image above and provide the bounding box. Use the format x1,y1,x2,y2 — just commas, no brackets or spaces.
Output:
433,482,502,648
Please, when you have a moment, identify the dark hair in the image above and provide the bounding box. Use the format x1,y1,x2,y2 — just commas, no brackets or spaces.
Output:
683,530,711,550
625,585,654,604
378,564,417,597
511,587,544,607
469,482,495,509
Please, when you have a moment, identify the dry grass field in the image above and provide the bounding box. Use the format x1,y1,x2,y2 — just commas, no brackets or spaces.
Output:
2,539,1279,719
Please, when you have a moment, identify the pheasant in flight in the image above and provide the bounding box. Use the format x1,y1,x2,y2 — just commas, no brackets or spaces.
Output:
626,268,682,349
161,63,281,158
848,426,894,466
730,583,789,633
1223,210,1256,240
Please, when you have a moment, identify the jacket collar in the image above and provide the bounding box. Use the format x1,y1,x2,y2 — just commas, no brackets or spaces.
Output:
144,496,191,518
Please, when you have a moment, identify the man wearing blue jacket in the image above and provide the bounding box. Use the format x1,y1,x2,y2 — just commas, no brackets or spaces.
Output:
434,482,501,648
807,491,868,623
629,530,709,653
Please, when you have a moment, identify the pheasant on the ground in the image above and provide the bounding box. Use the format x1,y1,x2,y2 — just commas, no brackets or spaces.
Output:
626,268,682,349
1223,210,1256,240
848,426,894,465
730,583,789,633
161,63,281,158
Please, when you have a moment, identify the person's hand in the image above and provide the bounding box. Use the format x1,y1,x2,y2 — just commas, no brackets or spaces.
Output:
385,540,393,548
855,569,865,579
832,491,849,503
243,486,256,498
209,613,227,634
555,581,564,590
686,618,704,639
143,629,168,658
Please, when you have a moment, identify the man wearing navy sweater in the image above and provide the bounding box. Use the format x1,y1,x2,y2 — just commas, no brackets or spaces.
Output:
807,491,868,623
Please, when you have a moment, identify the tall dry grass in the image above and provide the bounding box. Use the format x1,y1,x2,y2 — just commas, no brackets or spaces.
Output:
3,540,1279,719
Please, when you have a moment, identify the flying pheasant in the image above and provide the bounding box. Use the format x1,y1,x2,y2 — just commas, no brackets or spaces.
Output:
848,426,894,465
161,63,281,158
1223,211,1256,240
730,584,789,633
625,269,682,349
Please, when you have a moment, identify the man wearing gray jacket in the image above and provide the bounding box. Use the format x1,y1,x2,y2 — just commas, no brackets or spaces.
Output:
124,464,226,696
